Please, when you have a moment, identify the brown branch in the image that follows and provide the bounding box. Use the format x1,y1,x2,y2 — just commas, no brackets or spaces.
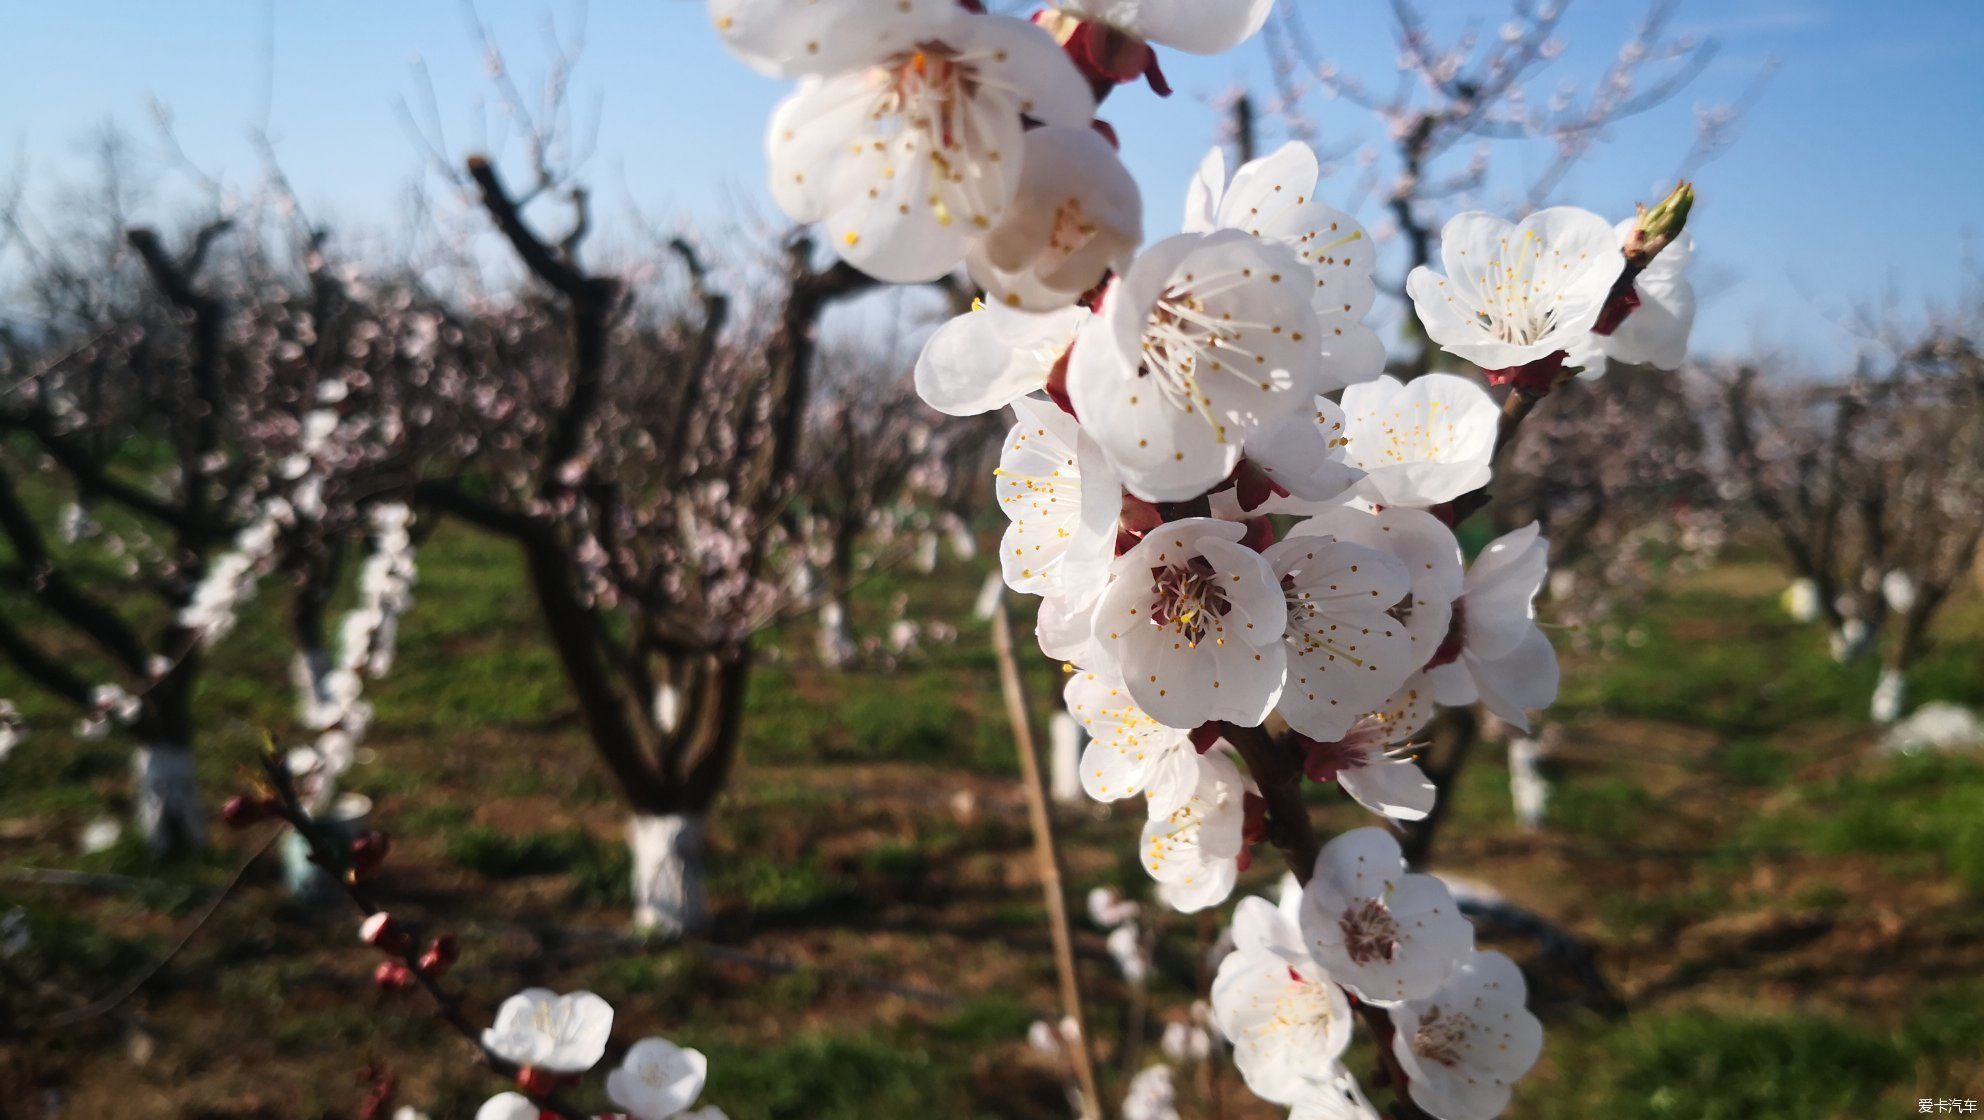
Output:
991,599,1105,1120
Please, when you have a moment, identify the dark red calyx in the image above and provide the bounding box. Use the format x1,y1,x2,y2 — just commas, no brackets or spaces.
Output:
1424,600,1467,670
1482,350,1568,393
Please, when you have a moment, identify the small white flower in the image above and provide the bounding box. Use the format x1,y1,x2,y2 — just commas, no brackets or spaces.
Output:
1211,896,1353,1105
1303,703,1438,823
1054,0,1274,54
969,126,1142,312
475,1094,539,1120
1425,523,1559,732
1224,396,1365,517
1337,374,1500,509
1261,533,1416,742
1065,666,1197,814
480,988,614,1074
1572,219,1694,376
607,1037,710,1120
764,13,1095,282
1142,749,1247,912
1068,231,1325,501
915,302,1087,417
1406,208,1624,371
1087,885,1140,928
1298,828,1473,1005
995,396,1121,598
1184,143,1384,392
1121,1063,1180,1120
1089,517,1288,729
1389,950,1544,1120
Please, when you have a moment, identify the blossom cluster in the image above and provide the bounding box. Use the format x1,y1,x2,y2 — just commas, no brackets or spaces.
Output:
476,988,725,1120
708,0,1693,1116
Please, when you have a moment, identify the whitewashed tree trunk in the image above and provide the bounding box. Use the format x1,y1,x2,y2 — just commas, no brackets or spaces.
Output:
1508,736,1549,831
1049,712,1084,805
973,570,1006,621
1828,618,1870,663
630,813,708,938
1870,667,1907,725
291,647,336,729
817,600,855,668
133,744,205,856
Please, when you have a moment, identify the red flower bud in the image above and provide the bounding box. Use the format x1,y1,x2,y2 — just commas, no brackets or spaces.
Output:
372,960,415,992
220,793,274,828
349,829,390,877
417,934,459,977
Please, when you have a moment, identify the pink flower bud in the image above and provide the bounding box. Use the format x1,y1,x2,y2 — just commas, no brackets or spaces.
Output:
372,960,415,992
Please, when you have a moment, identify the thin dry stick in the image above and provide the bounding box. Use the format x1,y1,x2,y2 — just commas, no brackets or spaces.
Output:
991,598,1106,1120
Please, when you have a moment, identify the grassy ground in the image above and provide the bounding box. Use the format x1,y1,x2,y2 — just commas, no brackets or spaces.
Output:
2,522,1982,1119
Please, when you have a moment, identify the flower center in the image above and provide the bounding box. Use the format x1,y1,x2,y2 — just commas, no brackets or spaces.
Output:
1135,271,1283,441
1338,897,1403,965
870,42,1009,231
1148,557,1231,647
1468,228,1571,345
1410,1004,1477,1068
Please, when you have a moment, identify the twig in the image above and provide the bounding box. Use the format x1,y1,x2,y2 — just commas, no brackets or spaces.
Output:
991,598,1106,1120
30,826,280,1030
255,750,592,1120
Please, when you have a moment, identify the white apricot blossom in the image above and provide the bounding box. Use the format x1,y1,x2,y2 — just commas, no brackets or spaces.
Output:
1298,828,1472,1005
968,125,1142,312
1184,143,1384,391
1405,208,1625,371
1234,396,1366,514
480,988,614,1074
1142,748,1247,912
995,395,1121,597
1052,0,1275,54
1089,517,1288,729
607,1037,717,1120
1425,522,1559,732
1067,231,1325,501
1121,1063,1181,1120
1260,533,1416,742
761,10,1095,282
1211,896,1353,1105
1389,951,1544,1120
915,302,1086,417
1289,506,1464,670
1065,666,1198,814
1337,374,1500,509
1571,219,1696,376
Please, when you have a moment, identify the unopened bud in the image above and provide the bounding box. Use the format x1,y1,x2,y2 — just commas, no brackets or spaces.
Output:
220,794,275,829
372,960,415,992
349,829,390,877
515,1066,570,1097
1627,181,1694,267
417,934,458,976
359,912,411,954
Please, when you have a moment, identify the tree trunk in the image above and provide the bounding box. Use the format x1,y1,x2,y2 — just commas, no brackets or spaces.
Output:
1870,667,1907,724
629,812,709,937
132,743,204,857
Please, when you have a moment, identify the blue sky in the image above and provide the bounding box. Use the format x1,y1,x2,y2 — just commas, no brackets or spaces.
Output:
4,0,1980,368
